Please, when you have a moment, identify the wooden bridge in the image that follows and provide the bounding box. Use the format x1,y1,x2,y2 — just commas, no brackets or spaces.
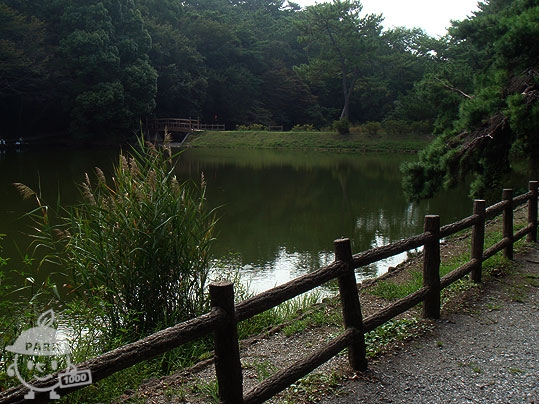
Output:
148,118,225,135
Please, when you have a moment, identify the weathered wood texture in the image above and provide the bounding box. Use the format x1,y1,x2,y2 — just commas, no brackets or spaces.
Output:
235,261,346,322
527,181,538,242
335,238,367,371
0,311,223,403
422,215,441,319
503,189,514,259
210,282,243,404
243,329,355,404
1,181,538,404
363,287,429,332
471,200,486,283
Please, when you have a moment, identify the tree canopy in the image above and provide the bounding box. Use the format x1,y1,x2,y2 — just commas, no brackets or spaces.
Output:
295,0,384,121
401,0,539,200
0,0,432,139
2,0,539,200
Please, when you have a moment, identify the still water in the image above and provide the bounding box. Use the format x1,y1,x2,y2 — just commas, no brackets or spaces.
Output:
0,147,473,293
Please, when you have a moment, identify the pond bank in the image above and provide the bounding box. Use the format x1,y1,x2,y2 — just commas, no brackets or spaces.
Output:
117,208,536,403
185,130,431,152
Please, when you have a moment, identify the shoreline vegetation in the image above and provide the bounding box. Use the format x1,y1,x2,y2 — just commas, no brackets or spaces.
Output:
8,121,433,153
184,128,432,153
115,206,532,403
1,134,532,402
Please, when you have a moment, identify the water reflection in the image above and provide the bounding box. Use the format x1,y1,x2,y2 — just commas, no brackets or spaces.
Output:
177,148,472,293
0,146,479,295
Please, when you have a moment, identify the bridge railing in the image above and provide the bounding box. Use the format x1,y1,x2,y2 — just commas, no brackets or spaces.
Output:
1,181,537,404
148,118,225,133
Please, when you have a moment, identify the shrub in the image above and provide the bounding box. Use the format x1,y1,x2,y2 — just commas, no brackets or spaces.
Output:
18,136,218,343
363,121,382,137
332,118,350,135
291,124,315,132
236,123,268,131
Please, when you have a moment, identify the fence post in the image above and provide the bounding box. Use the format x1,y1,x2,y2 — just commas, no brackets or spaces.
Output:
503,189,514,260
527,181,538,242
334,238,368,371
423,215,441,319
210,281,244,404
471,200,486,283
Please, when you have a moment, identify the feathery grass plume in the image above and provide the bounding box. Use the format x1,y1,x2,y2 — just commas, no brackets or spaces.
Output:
95,167,107,186
13,182,36,201
60,136,218,343
13,182,49,224
81,174,96,206
14,135,218,349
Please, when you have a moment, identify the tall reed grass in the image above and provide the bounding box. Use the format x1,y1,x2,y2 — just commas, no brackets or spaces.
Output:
17,136,218,343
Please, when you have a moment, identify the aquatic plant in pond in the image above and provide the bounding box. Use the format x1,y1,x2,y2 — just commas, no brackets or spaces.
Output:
17,137,218,343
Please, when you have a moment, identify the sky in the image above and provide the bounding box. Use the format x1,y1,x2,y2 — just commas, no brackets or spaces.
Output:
295,0,481,37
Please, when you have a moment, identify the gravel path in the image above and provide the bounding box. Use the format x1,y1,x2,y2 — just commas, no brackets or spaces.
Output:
324,246,539,404
122,244,539,404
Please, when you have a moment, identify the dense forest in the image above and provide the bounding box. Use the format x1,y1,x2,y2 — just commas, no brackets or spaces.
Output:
1,0,538,198
0,0,451,137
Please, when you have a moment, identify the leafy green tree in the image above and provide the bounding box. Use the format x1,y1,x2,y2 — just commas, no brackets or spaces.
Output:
142,20,207,118
54,0,157,138
4,0,157,139
179,0,314,127
295,0,384,121
402,0,539,200
0,3,52,132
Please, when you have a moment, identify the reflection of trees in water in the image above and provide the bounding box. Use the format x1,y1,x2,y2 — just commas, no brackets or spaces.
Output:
174,149,471,288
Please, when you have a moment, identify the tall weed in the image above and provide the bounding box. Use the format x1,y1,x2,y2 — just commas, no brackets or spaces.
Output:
17,136,218,344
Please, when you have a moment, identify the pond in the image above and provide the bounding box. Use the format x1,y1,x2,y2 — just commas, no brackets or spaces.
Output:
0,146,475,294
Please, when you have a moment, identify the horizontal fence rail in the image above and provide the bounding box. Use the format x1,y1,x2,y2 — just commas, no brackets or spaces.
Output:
1,181,537,404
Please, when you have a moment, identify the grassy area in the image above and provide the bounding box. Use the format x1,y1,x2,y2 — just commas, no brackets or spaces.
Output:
368,207,531,303
186,129,431,152
69,208,534,403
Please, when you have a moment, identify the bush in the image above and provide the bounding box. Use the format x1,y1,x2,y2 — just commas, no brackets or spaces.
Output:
332,118,350,135
291,124,315,132
363,121,382,137
236,123,268,131
18,136,218,343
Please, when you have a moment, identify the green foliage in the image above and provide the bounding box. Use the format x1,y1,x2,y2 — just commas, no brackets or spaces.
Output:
193,379,219,403
291,124,316,132
20,137,217,343
402,0,539,200
296,0,385,121
401,135,450,201
332,118,350,135
2,0,448,137
284,371,343,403
0,4,48,98
363,121,382,137
365,318,425,357
370,271,423,300
67,138,216,340
507,92,539,162
243,359,277,381
236,123,268,131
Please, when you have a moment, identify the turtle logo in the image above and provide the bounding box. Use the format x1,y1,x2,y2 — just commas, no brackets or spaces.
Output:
5,309,92,399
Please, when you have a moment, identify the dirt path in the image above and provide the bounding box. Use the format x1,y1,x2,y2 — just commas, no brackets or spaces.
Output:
322,245,539,403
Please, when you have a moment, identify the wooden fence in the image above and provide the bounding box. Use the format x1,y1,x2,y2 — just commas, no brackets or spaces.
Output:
1,181,537,404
